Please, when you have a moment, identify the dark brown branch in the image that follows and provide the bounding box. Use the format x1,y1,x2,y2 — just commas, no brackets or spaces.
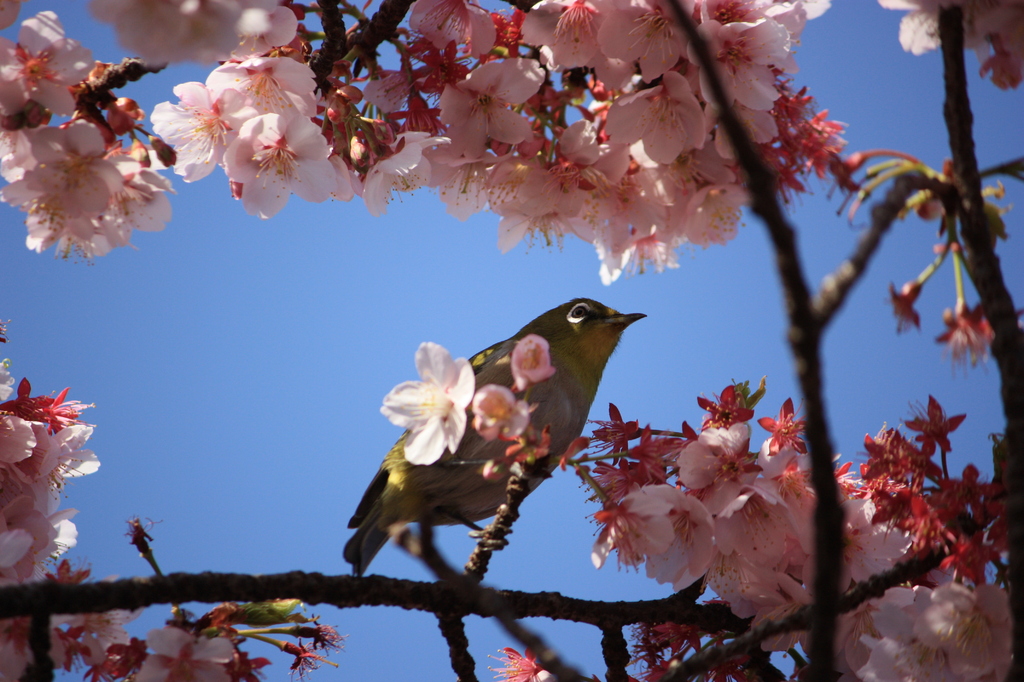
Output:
601,626,630,682
309,0,347,93
347,0,416,62
76,58,166,110
437,615,478,682
658,552,944,682
21,612,53,682
401,521,584,682
937,8,1024,680
664,3,842,679
464,462,548,581
814,174,948,324
0,571,742,633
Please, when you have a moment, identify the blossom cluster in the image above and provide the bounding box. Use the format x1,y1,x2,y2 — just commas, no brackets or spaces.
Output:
0,11,174,258
879,0,1024,89
146,0,845,282
0,1,848,278
551,385,1010,681
380,334,553,465
0,358,135,678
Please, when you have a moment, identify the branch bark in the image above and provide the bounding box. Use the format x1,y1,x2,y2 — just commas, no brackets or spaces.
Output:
937,9,1024,680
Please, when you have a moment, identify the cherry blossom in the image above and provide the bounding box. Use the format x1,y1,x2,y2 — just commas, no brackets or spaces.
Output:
89,0,275,64
438,58,544,159
914,582,1012,680
936,301,994,369
151,82,257,182
472,384,531,441
1,122,124,256
380,342,475,465
135,627,234,682
510,334,556,392
597,0,687,82
592,484,678,568
521,0,606,69
222,113,335,218
206,56,317,118
605,70,706,164
362,132,448,217
490,647,553,682
409,0,496,59
0,11,93,116
643,488,715,590
696,16,792,110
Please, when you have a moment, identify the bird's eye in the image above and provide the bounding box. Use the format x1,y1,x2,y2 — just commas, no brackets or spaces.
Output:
567,303,591,323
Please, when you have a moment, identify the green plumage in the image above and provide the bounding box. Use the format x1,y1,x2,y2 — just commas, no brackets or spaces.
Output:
344,298,644,575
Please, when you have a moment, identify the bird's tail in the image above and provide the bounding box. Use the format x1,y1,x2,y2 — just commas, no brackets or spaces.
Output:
344,504,389,577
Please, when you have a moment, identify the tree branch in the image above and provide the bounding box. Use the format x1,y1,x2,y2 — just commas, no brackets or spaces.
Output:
400,521,584,682
76,58,166,110
437,614,478,682
309,0,347,93
601,626,630,682
813,174,948,325
937,8,1024,679
663,3,842,678
347,0,416,63
464,461,548,581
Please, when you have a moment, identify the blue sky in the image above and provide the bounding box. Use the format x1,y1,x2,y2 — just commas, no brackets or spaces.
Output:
1,2,1022,680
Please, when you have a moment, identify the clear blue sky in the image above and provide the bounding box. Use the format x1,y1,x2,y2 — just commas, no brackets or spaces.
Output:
1,2,1022,679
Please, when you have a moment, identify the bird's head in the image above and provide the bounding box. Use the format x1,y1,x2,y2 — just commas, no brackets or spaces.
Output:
518,298,645,397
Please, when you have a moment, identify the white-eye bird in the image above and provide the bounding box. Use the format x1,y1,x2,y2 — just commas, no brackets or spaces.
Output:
345,298,645,576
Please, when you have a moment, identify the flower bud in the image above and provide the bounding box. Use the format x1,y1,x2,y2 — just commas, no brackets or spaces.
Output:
511,334,556,392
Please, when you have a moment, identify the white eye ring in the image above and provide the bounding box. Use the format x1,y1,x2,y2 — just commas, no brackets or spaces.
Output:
567,303,591,323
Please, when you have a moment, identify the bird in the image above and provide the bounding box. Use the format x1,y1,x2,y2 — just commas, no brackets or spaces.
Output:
344,298,645,576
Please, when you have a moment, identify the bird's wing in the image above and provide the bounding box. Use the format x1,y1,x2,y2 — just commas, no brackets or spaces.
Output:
347,439,402,528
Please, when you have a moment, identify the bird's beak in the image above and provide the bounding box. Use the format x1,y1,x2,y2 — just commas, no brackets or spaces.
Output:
606,312,646,327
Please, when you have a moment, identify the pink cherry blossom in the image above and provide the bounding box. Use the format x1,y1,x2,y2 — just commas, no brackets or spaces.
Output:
431,147,500,220
676,421,755,513
592,484,677,568
511,334,556,392
522,0,606,69
703,547,784,618
914,582,1012,680
439,58,545,159
0,11,93,116
90,0,275,64
0,415,35,468
1,122,124,256
206,56,317,118
152,82,257,182
381,342,476,465
410,0,496,58
597,0,688,82
362,132,447,217
472,384,531,441
0,1,24,30
682,183,747,247
696,17,791,110
714,484,795,568
643,487,715,590
135,627,234,682
91,157,174,254
232,5,298,58
363,72,411,114
604,71,706,165
222,113,335,218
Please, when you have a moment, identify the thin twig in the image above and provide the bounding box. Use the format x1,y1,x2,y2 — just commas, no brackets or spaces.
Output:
663,2,842,678
937,8,1024,679
400,521,584,682
464,461,549,581
814,174,948,324
437,614,478,682
347,0,416,61
76,58,166,109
